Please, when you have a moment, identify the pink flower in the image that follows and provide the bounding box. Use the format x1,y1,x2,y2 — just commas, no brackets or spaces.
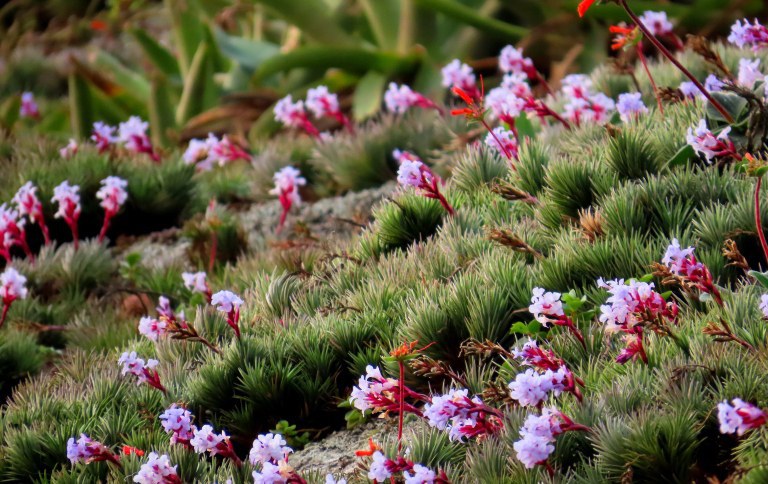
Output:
638,11,674,36
249,433,293,465
760,295,768,319
0,203,32,261
138,316,167,341
513,433,554,469
159,404,195,446
190,425,224,454
561,74,593,100
96,176,128,242
403,464,437,484
118,351,165,393
66,434,119,466
686,119,737,163
395,156,455,215
367,452,393,482
728,19,768,51
384,83,441,114
182,271,211,300
252,461,287,484
499,46,536,79
306,86,339,118
350,365,398,412
12,182,44,225
508,369,557,407
60,139,79,159
211,290,243,339
486,87,526,124
118,116,159,161
484,126,518,159
616,92,649,122
0,267,27,328
718,399,767,435
738,58,763,88
19,92,39,119
528,288,564,326
134,452,180,484
423,388,502,441
52,181,81,247
92,122,117,153
514,407,589,468
274,95,319,138
441,59,476,93
269,166,307,233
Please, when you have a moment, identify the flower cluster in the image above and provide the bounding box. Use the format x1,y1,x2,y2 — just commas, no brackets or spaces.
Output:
211,289,244,339
118,351,166,393
92,121,117,152
499,46,536,79
513,407,589,469
350,365,403,412
89,118,159,161
660,239,722,305
718,399,767,435
423,388,503,441
134,452,180,484
738,58,764,88
441,59,477,96
484,126,519,160
96,176,128,242
248,433,306,483
384,83,441,115
12,181,50,245
52,180,82,248
275,86,351,138
0,267,28,328
20,92,40,119
159,404,195,446
0,203,32,262
686,119,741,163
598,278,678,363
367,451,449,484
138,315,168,342
511,339,584,400
528,288,585,347
183,133,251,172
395,152,455,215
616,92,649,122
182,271,212,301
559,74,615,126
270,166,307,233
306,85,353,132
508,368,573,407
190,424,241,465
728,18,768,51
66,434,121,467
60,138,79,159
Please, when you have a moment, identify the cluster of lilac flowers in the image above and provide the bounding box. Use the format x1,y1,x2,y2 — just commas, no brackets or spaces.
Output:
182,270,212,301
718,399,768,435
118,351,166,393
274,85,351,138
66,434,121,467
513,407,589,469
729,18,768,51
508,368,570,407
616,92,649,123
0,203,32,262
560,74,615,126
423,388,503,441
134,452,180,484
686,119,740,164
384,83,441,115
182,133,251,172
90,117,160,161
367,451,448,484
528,288,585,347
394,150,455,215
19,92,39,119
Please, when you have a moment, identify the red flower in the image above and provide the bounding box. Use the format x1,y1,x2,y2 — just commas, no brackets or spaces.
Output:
121,445,145,457
610,25,640,51
577,0,597,17
355,438,381,457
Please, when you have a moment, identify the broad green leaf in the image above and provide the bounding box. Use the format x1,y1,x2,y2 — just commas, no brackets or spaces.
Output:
213,28,280,74
131,28,181,79
250,0,354,46
666,144,694,168
352,72,387,122
749,270,768,289
253,47,418,82
527,321,543,334
638,273,654,283
165,0,205,78
87,49,151,101
414,0,528,41
660,291,673,300
514,112,536,141
149,74,178,147
176,43,212,125
68,73,94,140
510,322,528,335
359,0,400,50
706,91,748,125
0,96,20,130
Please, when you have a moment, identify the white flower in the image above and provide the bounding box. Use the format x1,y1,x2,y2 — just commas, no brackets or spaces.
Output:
211,290,244,313
728,19,768,50
274,95,306,128
325,474,347,484
508,369,553,407
60,139,79,159
484,126,518,158
182,271,209,294
686,119,731,163
616,92,649,122
367,451,392,482
561,74,593,99
118,116,150,152
441,59,475,90
760,295,768,319
638,11,674,36
499,45,534,77
96,176,128,214
252,461,286,484
705,74,724,93
138,316,167,341
269,166,307,207
528,287,564,326
118,351,158,384
486,87,526,121
404,464,436,484
349,365,397,412
191,425,224,454
12,182,42,222
306,86,339,118
423,388,470,430
678,81,703,99
51,181,81,220
183,137,215,170
91,121,117,151
661,238,696,275
249,433,293,465
159,404,195,443
513,434,554,468
66,434,95,464
384,83,420,114
397,159,426,188
134,452,178,484
738,58,763,88
1,267,28,302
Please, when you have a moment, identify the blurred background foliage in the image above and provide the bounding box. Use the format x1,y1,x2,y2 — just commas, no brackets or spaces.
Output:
2,0,767,146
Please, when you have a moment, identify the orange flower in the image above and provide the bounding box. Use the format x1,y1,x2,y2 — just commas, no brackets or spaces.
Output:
355,438,380,457
609,25,640,51
577,0,597,17
451,86,474,105
122,445,145,457
389,340,420,359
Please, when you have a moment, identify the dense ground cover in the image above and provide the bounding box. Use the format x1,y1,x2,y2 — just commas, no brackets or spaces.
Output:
3,1,768,483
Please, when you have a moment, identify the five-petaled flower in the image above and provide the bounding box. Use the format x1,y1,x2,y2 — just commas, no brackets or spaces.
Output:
396,153,455,215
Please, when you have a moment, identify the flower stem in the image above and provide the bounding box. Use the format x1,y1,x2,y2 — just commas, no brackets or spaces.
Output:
480,119,515,164
0,303,9,329
755,176,768,264
635,43,664,116
397,361,405,455
618,0,733,123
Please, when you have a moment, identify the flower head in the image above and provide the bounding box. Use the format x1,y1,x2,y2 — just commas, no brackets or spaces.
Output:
367,451,393,482
616,92,649,122
760,294,768,319
718,399,767,435
134,453,178,484
52,181,81,222
138,316,167,342
528,288,564,326
397,159,429,189
60,139,79,159
12,182,43,223
0,267,28,305
92,121,117,152
499,46,535,78
306,85,340,119
404,464,436,484
638,11,674,36
118,116,154,156
485,127,518,159
20,92,39,118
728,19,768,50
190,425,225,454
182,271,209,295
738,58,763,88
686,119,734,163
249,433,293,465
441,59,475,92
159,404,195,445
96,176,128,215
269,166,307,210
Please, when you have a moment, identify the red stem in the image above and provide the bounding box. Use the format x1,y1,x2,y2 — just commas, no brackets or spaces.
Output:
70,221,79,251
0,303,9,329
397,361,405,455
619,0,733,123
755,177,768,264
98,213,112,243
635,43,664,116
39,219,51,245
480,119,515,164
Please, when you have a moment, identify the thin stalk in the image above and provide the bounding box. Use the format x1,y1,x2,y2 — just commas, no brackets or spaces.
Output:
755,177,768,264
480,119,516,167
0,303,9,329
208,231,218,273
397,361,405,454
635,42,664,116
619,0,733,123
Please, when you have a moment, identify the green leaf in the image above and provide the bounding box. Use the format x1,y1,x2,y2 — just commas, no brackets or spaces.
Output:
660,291,673,300
253,47,418,82
213,28,280,74
165,0,205,78
131,28,181,79
413,0,528,41
68,73,94,140
176,43,214,125
88,49,151,101
514,112,536,141
638,273,654,283
527,321,543,334
510,322,528,335
666,144,694,168
352,72,387,122
706,91,748,124
149,74,177,147
251,0,355,46
749,270,768,289
359,0,400,50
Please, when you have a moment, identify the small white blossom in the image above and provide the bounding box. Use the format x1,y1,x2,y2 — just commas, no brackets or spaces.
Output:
211,290,243,313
